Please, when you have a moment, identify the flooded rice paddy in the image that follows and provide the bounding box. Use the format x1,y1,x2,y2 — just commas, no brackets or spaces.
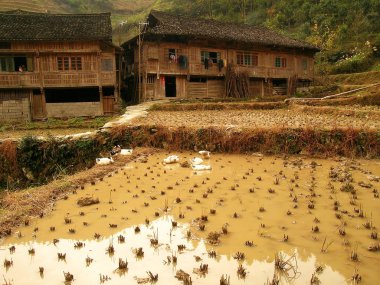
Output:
1,151,380,284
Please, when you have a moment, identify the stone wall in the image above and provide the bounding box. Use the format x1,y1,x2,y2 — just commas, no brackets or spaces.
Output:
46,102,102,118
0,90,31,122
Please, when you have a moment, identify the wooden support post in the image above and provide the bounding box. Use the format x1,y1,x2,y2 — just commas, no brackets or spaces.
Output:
41,87,47,119
99,87,104,115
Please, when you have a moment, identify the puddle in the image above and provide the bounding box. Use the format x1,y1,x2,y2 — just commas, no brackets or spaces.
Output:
1,151,380,284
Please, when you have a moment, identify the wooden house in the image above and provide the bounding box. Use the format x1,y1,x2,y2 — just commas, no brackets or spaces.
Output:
122,10,319,102
0,10,121,122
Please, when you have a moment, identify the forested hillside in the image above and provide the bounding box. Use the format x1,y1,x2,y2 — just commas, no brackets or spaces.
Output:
1,0,379,74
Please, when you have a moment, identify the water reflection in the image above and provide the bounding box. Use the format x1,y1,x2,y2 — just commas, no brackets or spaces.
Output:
1,217,347,284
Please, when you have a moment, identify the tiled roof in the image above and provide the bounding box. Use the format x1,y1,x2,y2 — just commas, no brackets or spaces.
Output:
144,10,319,52
0,10,112,41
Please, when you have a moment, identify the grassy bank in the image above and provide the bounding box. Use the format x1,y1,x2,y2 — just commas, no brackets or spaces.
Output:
1,123,379,191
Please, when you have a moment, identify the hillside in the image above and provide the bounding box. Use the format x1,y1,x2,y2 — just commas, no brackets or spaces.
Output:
1,0,379,74
0,0,154,23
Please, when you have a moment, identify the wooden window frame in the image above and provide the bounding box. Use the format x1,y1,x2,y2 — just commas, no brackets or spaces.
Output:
201,50,221,64
237,52,258,66
101,58,113,71
57,56,82,71
147,75,156,84
0,57,14,72
71,56,82,71
168,48,176,59
275,56,287,68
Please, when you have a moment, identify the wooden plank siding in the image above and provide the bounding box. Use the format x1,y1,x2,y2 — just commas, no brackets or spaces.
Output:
0,41,117,89
137,42,315,81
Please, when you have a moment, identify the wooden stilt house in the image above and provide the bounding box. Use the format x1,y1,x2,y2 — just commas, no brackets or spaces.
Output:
0,10,121,122
122,10,319,102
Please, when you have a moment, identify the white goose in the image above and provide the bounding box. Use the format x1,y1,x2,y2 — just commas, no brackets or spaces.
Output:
191,157,204,165
120,149,133,155
192,164,212,171
198,150,211,159
163,155,179,164
96,157,114,165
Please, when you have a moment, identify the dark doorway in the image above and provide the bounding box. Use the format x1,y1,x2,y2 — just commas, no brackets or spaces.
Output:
14,57,27,71
272,78,288,96
165,76,176,97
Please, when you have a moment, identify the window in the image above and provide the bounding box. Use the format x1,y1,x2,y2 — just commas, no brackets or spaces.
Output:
147,75,156,84
168,48,176,59
57,56,82,71
0,56,33,72
101,59,113,71
275,57,287,68
71,57,82,71
0,42,11,49
201,51,221,63
237,52,258,66
302,59,308,70
58,57,69,71
0,57,14,72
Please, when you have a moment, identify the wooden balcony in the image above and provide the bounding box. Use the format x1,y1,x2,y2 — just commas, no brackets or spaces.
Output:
142,60,313,80
0,73,40,88
0,71,116,88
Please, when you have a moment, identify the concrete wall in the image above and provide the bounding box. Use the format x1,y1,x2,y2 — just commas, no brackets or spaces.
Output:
0,90,31,122
46,102,102,118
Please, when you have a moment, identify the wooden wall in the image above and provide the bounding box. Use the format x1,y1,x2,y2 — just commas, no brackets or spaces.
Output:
130,40,315,100
0,41,118,88
136,41,315,81
0,40,120,120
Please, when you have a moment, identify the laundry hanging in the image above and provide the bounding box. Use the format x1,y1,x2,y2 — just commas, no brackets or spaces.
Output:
218,59,224,71
179,55,188,69
204,58,209,69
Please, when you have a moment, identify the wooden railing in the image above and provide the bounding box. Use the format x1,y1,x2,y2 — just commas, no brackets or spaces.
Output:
142,59,314,80
0,72,117,88
0,73,40,88
43,73,98,87
101,72,115,85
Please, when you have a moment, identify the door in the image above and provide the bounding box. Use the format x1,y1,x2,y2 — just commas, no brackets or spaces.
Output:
103,96,114,115
165,76,176,97
32,90,45,119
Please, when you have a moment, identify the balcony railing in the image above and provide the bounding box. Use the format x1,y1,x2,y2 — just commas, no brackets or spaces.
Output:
0,73,40,88
0,71,116,88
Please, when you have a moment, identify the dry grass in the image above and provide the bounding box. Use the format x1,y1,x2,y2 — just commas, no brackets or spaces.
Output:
132,107,380,130
109,125,380,158
327,71,380,85
150,101,286,111
0,140,17,168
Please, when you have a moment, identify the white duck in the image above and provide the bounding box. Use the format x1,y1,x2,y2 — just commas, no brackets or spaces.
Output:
192,164,212,171
191,157,204,165
163,155,179,164
120,149,133,155
198,150,211,159
96,157,114,165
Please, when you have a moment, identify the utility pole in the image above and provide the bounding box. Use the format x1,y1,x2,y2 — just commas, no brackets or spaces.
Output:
138,22,148,102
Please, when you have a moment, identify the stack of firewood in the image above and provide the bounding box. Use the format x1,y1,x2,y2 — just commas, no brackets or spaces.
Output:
225,64,250,98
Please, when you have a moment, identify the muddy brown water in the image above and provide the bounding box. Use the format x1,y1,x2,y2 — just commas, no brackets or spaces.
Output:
1,151,379,284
